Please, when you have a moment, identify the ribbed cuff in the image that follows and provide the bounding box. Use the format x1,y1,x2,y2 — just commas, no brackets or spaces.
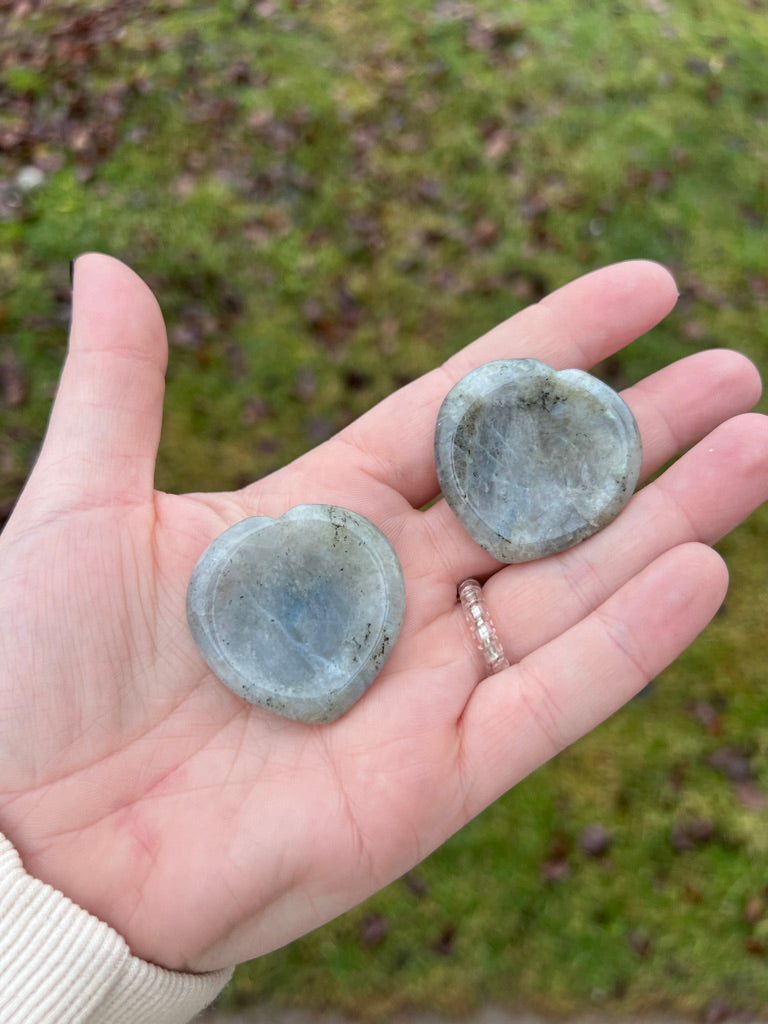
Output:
0,832,232,1024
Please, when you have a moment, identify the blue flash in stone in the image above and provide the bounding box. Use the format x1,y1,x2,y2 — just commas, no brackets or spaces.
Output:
187,505,405,723
434,359,642,563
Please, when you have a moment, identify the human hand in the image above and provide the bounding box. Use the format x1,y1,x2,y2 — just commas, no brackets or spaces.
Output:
0,255,765,973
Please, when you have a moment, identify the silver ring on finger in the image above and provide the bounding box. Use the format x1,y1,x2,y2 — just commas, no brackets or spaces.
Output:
458,577,510,675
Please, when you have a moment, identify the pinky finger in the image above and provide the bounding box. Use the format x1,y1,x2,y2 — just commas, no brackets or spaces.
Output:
458,543,729,819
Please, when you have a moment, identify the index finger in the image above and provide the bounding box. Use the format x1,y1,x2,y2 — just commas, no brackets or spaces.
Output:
333,259,678,509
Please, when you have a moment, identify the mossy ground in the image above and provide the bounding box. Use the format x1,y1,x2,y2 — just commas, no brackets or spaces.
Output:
1,1,767,1018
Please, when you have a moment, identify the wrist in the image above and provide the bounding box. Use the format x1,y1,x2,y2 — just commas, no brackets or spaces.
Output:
0,831,232,1024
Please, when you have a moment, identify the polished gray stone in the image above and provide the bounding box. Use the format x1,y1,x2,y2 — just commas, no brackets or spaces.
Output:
186,505,405,724
434,359,642,562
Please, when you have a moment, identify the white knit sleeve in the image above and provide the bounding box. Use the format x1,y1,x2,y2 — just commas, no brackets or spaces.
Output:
0,833,233,1024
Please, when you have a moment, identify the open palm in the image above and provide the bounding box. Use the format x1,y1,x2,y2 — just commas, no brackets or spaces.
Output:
0,254,765,973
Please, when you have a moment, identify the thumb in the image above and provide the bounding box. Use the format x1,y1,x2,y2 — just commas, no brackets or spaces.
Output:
25,253,168,513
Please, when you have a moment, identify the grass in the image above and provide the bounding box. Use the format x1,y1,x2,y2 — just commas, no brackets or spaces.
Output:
1,0,767,1018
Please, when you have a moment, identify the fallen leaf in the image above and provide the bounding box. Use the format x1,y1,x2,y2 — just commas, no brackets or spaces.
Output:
242,396,271,425
293,368,317,402
430,923,456,956
484,127,515,160
343,369,371,392
0,350,27,407
401,870,428,898
358,913,388,949
579,823,613,858
627,929,652,957
303,416,334,444
688,700,723,735
540,858,570,882
745,894,765,925
670,818,715,853
703,1000,736,1024
708,745,755,783
681,882,703,903
472,217,499,247
733,780,768,811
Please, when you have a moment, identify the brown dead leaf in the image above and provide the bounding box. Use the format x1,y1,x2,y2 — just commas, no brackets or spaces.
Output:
484,127,516,160
0,351,27,408
579,823,613,858
708,745,755,783
733,780,768,811
401,870,428,898
703,999,737,1024
745,894,765,924
670,818,715,853
472,217,499,247
627,929,652,957
358,913,388,949
688,699,723,735
430,923,456,956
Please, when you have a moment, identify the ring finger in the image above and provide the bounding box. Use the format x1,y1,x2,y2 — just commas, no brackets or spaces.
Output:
483,410,768,664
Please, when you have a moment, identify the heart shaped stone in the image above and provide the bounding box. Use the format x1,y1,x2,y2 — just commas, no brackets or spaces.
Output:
434,359,642,563
186,505,405,723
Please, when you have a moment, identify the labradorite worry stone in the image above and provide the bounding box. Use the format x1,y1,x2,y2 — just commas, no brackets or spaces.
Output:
186,505,405,724
434,359,642,563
